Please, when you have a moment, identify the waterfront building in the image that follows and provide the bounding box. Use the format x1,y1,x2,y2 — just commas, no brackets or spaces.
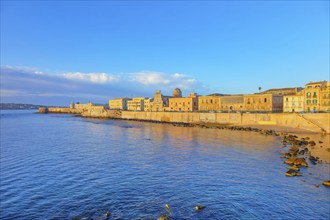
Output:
71,102,93,110
198,95,221,111
150,90,171,112
260,87,303,95
319,81,330,112
243,94,283,112
283,93,304,113
304,81,327,112
144,98,152,112
168,92,198,112
127,97,146,111
69,102,105,111
172,88,183,98
220,95,244,112
109,98,131,110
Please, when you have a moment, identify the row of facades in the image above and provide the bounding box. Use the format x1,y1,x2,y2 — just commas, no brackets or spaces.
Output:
71,80,330,113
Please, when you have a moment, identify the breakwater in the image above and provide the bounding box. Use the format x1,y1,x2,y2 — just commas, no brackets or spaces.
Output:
39,107,330,134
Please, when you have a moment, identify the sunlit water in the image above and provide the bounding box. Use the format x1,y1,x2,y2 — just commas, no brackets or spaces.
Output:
1,110,329,219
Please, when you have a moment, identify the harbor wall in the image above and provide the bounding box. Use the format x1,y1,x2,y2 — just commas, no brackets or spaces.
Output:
41,107,330,133
120,111,330,133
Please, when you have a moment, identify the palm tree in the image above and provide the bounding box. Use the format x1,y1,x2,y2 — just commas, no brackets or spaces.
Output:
258,87,262,93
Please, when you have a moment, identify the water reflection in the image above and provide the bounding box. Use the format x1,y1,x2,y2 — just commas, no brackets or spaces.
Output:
2,113,329,219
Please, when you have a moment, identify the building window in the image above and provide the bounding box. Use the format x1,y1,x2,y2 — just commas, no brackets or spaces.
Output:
264,98,267,103
286,98,288,101
211,100,213,104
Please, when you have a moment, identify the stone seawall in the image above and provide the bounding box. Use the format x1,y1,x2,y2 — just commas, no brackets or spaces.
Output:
39,107,330,134
120,111,330,133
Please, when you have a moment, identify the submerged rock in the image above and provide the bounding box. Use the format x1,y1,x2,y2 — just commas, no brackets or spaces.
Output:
288,165,300,171
158,214,169,220
101,211,110,220
281,153,292,159
309,156,318,165
309,141,316,146
285,169,302,177
294,158,308,167
195,205,206,212
285,157,308,167
165,204,172,213
322,181,330,187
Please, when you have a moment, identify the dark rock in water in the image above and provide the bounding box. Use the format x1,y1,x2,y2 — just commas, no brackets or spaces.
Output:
102,211,111,219
289,146,299,155
322,181,330,187
303,148,309,153
281,152,292,159
288,165,300,171
158,214,169,220
285,157,296,165
315,184,320,188
165,204,172,214
285,157,308,167
285,169,302,177
309,141,316,146
294,158,308,167
309,156,318,165
298,150,305,155
195,205,206,212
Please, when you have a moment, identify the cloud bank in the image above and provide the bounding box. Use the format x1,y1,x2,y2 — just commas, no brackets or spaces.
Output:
0,66,205,106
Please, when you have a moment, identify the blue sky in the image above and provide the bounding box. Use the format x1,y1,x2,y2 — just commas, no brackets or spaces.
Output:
1,1,329,105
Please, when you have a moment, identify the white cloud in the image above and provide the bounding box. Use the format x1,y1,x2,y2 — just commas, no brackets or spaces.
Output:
0,89,30,97
62,72,119,84
130,71,171,85
129,71,199,91
1,65,207,105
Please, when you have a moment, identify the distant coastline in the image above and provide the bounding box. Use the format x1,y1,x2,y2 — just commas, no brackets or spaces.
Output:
0,103,64,110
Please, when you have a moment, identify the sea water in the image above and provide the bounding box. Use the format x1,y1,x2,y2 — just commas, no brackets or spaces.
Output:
0,110,329,219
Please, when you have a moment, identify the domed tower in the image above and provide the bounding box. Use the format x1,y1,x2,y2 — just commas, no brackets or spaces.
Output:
172,88,182,98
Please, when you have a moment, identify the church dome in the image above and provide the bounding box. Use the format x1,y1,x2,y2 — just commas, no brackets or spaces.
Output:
172,88,182,97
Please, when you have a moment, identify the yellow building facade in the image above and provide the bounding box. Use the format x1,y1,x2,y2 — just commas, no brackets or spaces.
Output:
127,97,146,111
150,90,170,112
220,95,244,111
304,81,327,112
144,98,152,112
168,93,198,112
283,94,304,112
198,95,221,111
243,94,283,112
320,82,330,112
109,98,130,110
71,102,93,110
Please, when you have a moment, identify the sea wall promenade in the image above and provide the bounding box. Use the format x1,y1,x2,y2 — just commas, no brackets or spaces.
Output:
39,107,330,134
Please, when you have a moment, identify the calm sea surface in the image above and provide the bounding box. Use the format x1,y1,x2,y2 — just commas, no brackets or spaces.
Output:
1,110,329,219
